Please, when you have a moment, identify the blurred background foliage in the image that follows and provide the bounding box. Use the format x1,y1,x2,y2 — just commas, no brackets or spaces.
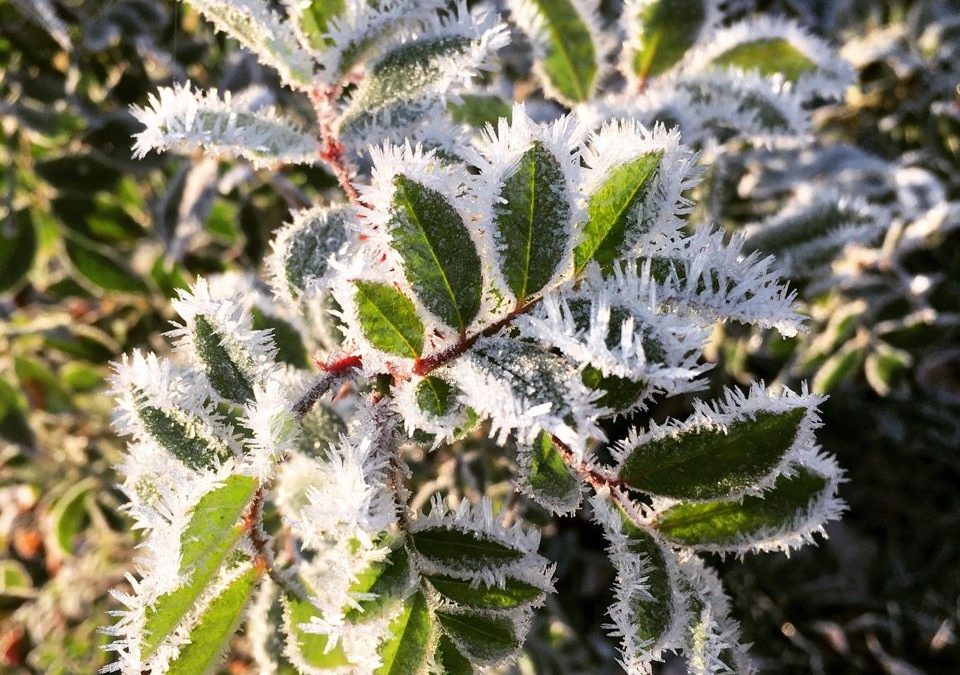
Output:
0,0,957,673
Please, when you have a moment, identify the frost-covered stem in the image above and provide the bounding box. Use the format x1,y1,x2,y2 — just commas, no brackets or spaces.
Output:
413,302,537,375
309,85,364,206
292,355,362,421
552,435,635,515
245,486,307,600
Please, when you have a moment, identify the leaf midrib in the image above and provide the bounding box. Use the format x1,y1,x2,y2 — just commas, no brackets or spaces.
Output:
536,0,591,101
356,283,421,357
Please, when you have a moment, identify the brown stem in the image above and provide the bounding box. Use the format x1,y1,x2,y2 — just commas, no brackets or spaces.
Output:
310,86,365,207
551,435,636,516
245,487,308,600
292,354,363,422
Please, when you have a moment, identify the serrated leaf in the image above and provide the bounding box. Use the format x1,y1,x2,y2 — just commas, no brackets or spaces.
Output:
436,610,519,663
141,475,257,659
573,151,663,275
286,592,352,669
388,176,482,332
65,236,146,292
167,566,260,675
376,591,434,675
426,574,542,610
0,209,37,293
339,36,473,137
416,376,456,417
711,38,816,81
435,634,473,675
347,544,413,621
354,281,425,358
520,432,580,514
494,141,571,301
411,527,524,571
522,0,598,104
618,408,806,500
580,366,647,413
654,469,828,547
629,0,706,81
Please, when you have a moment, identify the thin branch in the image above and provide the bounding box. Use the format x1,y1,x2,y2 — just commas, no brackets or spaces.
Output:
310,85,365,207
292,354,363,421
551,435,637,518
244,486,309,601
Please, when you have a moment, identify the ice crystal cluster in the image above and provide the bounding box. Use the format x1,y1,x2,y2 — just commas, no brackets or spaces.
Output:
111,1,851,673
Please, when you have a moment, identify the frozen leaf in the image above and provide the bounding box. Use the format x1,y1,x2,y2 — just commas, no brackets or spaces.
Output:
415,376,456,418
436,609,520,664
375,591,434,675
623,0,711,83
284,591,352,669
426,574,542,610
516,432,582,516
354,281,425,358
267,205,351,306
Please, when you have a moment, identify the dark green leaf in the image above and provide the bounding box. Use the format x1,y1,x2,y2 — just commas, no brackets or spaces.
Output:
134,398,233,471
0,378,32,445
416,376,456,417
0,209,37,293
630,0,706,81
573,151,663,275
618,408,805,500
347,544,413,621
65,236,146,292
412,527,523,571
580,366,647,413
354,281,425,358
426,574,542,610
436,610,519,663
252,308,308,368
655,469,829,547
389,176,482,332
617,515,674,647
435,634,473,675
521,432,580,513
193,314,256,402
494,141,571,301
297,404,348,459
525,0,597,103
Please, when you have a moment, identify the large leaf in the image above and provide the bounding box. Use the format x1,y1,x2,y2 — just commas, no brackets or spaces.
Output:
411,527,524,571
711,38,816,81
654,469,829,547
388,176,482,332
520,0,598,104
628,0,707,82
573,151,663,275
618,408,806,500
0,209,37,293
436,610,520,664
166,566,260,675
493,141,571,301
354,281,425,358
140,475,258,659
375,591,434,675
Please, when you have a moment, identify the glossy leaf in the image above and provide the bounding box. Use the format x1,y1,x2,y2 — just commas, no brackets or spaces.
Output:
388,176,482,332
522,0,598,104
354,281,425,358
629,0,706,81
573,151,663,274
519,432,580,515
375,591,434,675
493,141,571,301
618,408,806,500
411,527,524,571
436,610,519,663
416,376,456,417
426,574,542,610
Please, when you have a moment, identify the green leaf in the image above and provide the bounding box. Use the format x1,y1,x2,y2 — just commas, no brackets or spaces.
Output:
617,516,674,648
167,566,260,675
296,0,345,49
426,574,542,610
525,0,597,103
389,176,482,332
416,376,456,417
411,527,524,572
65,236,146,292
15,357,73,413
493,141,571,301
580,366,647,413
436,610,519,663
193,314,256,403
252,308,308,368
286,592,352,669
347,544,413,621
0,378,32,445
812,341,865,395
618,408,806,500
520,432,580,514
141,475,257,659
655,469,829,547
629,0,706,81
297,403,348,459
435,634,473,675
0,209,37,293
447,95,512,128
376,591,434,675
134,398,233,471
49,478,96,556
711,38,817,81
573,151,663,275
354,281,425,358
339,36,472,136
275,206,350,302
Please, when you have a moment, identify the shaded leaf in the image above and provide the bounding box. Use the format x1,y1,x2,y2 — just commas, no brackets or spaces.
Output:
0,209,37,293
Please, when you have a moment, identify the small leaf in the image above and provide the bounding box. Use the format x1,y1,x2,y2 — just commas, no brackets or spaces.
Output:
376,591,434,675
354,281,425,358
518,432,581,515
0,378,32,445
411,527,524,571
628,0,707,81
297,403,348,459
0,209,37,293
48,478,96,556
251,307,308,368
618,518,674,649
580,366,647,413
493,141,571,301
65,236,146,292
655,469,829,547
167,566,260,675
415,376,456,417
294,0,345,49
134,398,233,471
573,151,663,275
194,314,256,402
812,341,865,395
140,475,257,659
711,38,816,81
388,176,482,331
436,610,519,663
269,205,350,303
426,574,542,610
517,0,598,104
618,408,806,500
